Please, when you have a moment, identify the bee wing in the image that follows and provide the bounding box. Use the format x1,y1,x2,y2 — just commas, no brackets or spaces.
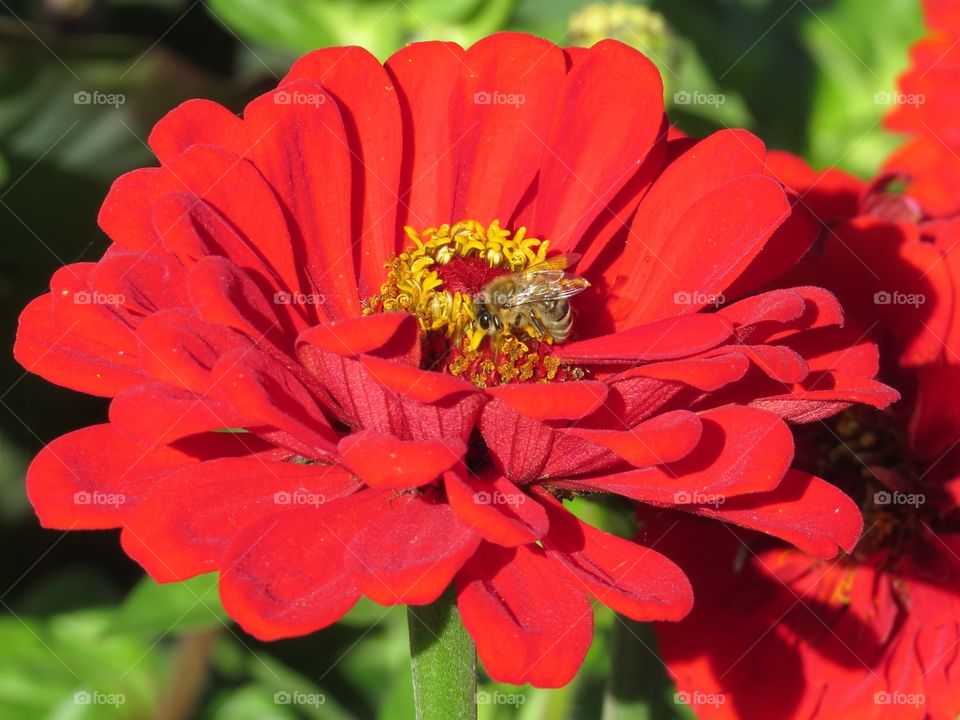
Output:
500,271,591,308
522,253,582,274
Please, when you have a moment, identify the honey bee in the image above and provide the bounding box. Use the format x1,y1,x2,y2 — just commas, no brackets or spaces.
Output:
474,254,590,345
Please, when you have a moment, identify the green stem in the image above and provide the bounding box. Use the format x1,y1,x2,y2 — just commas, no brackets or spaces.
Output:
407,587,477,720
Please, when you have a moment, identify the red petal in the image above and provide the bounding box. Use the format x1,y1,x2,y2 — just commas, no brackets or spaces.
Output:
98,168,163,250
579,127,668,278
617,353,750,392
385,42,465,228
282,47,403,298
242,81,360,320
911,364,960,457
187,256,293,353
727,344,810,383
348,493,481,605
26,424,200,529
148,98,249,162
619,174,791,324
456,542,593,688
718,288,809,328
613,129,767,321
88,249,190,316
823,217,954,367
885,136,960,217
765,149,864,222
564,409,703,468
211,348,337,458
151,192,293,300
451,33,566,222
748,372,900,423
109,382,251,446
771,323,878,374
162,145,303,304
485,380,608,421
122,459,358,581
297,312,418,359
479,391,618,484
136,309,249,392
556,314,733,363
219,493,384,640
725,200,818,298
531,39,663,252
15,292,142,397
360,355,477,403
688,469,863,558
555,406,794,503
537,495,693,621
444,471,548,546
308,350,485,441
338,431,464,489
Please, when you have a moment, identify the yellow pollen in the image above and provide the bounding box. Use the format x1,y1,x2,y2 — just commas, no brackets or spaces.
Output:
363,219,549,350
445,335,583,388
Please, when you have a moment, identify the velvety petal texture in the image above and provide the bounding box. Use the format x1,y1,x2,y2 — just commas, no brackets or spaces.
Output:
14,33,897,690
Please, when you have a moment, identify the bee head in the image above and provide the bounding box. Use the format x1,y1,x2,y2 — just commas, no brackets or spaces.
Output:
476,305,493,332
474,297,503,335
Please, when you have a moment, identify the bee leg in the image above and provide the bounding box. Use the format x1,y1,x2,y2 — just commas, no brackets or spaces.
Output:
530,312,548,340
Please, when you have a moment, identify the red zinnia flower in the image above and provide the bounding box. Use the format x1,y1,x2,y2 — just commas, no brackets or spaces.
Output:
15,34,896,687
883,0,960,217
655,155,960,719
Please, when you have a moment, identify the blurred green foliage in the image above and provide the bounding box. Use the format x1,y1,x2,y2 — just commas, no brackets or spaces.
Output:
0,0,921,717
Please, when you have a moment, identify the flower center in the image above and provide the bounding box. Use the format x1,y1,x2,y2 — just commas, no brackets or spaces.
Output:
364,219,586,388
796,409,934,564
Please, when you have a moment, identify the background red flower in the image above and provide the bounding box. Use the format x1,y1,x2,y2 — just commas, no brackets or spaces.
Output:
655,147,960,719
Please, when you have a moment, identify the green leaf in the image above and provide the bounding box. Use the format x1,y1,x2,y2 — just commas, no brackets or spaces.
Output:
206,0,519,60
0,611,162,719
803,0,923,176
109,573,229,635
246,652,358,720
207,686,298,720
206,0,405,58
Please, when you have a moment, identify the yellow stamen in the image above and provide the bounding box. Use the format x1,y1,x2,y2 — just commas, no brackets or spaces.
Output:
364,219,548,349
